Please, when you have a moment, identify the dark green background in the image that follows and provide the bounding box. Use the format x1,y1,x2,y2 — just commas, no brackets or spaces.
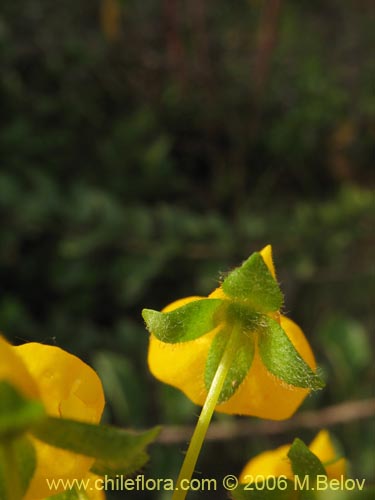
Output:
0,0,373,498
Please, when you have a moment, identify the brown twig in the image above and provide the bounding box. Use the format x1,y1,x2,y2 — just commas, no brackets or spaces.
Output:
163,0,187,89
252,0,283,101
158,398,375,444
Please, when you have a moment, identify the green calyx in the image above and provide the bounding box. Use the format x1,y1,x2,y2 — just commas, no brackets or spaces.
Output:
143,250,324,400
288,438,327,479
205,326,255,404
142,298,223,343
222,252,283,313
258,317,325,390
142,251,281,344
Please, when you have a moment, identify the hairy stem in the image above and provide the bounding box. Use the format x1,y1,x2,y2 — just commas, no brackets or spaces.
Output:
172,325,241,500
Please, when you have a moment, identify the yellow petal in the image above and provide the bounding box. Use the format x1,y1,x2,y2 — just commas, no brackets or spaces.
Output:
15,343,105,421
309,430,346,479
149,301,316,419
208,287,226,299
240,430,346,484
260,244,276,279
216,315,316,418
239,444,292,482
162,296,206,314
148,248,315,418
148,296,220,405
14,343,105,500
84,473,107,500
0,336,39,400
325,458,346,479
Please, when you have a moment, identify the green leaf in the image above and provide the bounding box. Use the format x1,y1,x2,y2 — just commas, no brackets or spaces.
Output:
288,438,327,478
46,489,82,500
142,298,223,343
230,480,295,500
205,328,255,403
0,436,36,500
91,449,150,476
31,416,160,477
288,438,327,500
45,488,90,500
258,317,325,390
222,252,283,313
0,381,45,437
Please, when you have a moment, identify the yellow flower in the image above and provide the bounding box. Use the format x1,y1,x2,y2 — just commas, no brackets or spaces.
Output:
239,430,346,481
86,474,106,500
147,245,318,420
0,335,39,401
0,336,105,500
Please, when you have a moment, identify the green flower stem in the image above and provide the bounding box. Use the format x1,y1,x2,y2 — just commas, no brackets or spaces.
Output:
172,324,242,500
1,440,22,500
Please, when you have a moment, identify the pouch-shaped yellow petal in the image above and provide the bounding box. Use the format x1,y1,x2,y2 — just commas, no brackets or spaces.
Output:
239,444,292,482
240,430,345,483
147,246,317,418
148,297,221,405
0,336,39,400
14,343,105,500
216,315,316,418
149,302,316,418
15,343,104,421
149,329,219,405
309,430,346,479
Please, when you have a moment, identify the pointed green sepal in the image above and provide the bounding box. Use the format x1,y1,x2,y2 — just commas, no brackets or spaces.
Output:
31,417,160,477
205,328,255,403
258,317,325,390
288,438,327,479
0,381,45,437
288,438,327,499
222,252,283,313
0,436,36,500
142,298,223,343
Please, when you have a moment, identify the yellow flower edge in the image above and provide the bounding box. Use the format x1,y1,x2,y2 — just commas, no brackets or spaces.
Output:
309,429,346,479
239,444,292,480
0,336,39,400
15,343,104,423
148,245,317,419
79,472,107,500
260,244,276,279
239,430,346,482
0,340,105,500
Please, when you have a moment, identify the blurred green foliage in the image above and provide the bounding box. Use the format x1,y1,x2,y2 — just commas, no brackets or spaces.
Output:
0,0,374,498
